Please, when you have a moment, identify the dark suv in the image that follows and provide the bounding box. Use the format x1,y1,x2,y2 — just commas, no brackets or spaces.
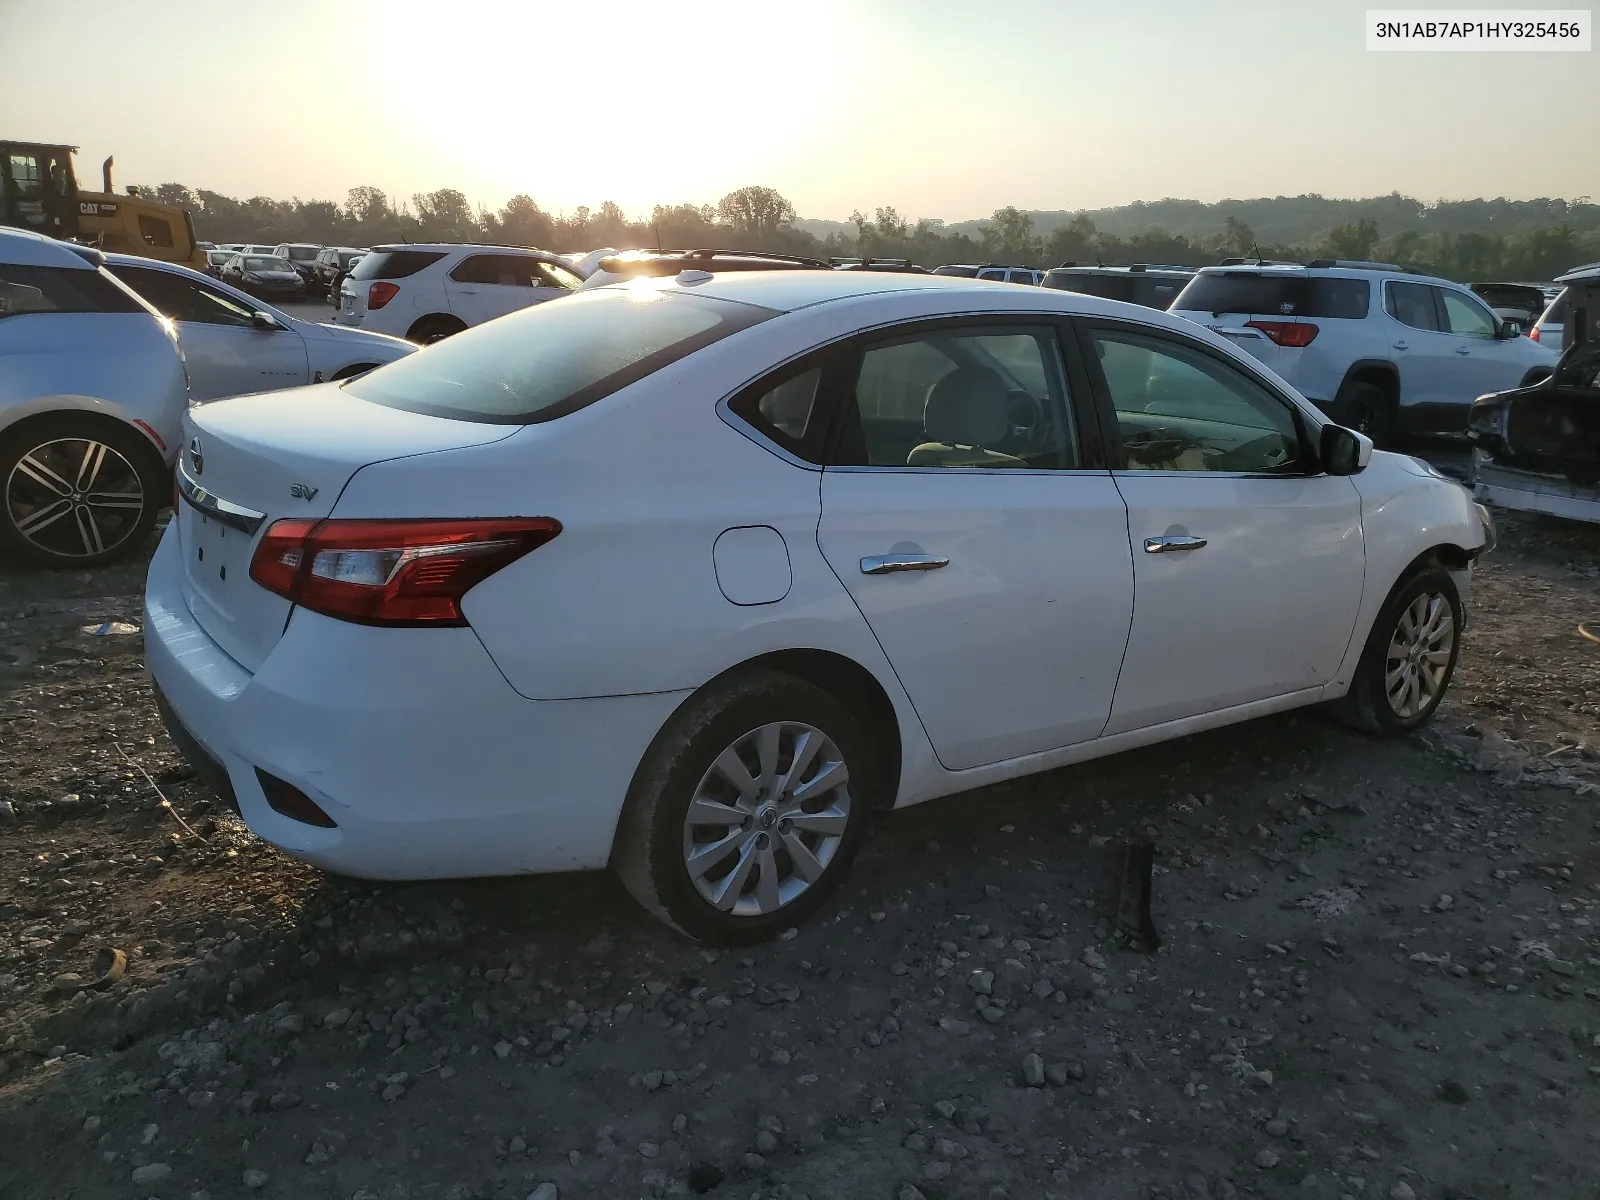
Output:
1040,263,1195,309
311,246,366,300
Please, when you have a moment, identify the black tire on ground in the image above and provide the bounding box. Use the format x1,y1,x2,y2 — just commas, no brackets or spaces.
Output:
406,315,466,345
613,669,876,944
0,415,164,568
1328,565,1462,736
1332,379,1395,448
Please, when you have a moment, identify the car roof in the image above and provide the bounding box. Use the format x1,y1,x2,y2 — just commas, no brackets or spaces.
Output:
1555,261,1600,284
0,224,98,270
368,242,552,256
1047,264,1193,277
1190,262,1455,287
631,267,1140,315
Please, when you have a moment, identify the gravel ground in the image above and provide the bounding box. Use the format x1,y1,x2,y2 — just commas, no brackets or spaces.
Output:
1,504,1598,1200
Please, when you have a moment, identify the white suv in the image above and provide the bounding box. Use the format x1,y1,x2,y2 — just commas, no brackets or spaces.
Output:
1172,259,1558,444
335,244,585,343
0,227,187,566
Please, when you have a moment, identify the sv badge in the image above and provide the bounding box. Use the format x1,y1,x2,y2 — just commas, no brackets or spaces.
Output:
289,483,319,501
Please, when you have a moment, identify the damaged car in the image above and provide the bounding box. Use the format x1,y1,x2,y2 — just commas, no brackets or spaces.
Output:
1469,263,1600,522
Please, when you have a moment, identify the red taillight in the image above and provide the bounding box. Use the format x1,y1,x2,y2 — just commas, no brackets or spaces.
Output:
1528,325,1540,342
367,281,400,310
1245,320,1319,348
249,518,561,627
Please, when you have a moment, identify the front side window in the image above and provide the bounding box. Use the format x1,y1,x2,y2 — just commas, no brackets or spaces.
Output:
535,260,583,290
1385,281,1441,331
1090,328,1306,473
109,265,255,326
839,326,1077,470
977,269,1007,282
345,288,774,424
0,264,146,318
1440,289,1498,338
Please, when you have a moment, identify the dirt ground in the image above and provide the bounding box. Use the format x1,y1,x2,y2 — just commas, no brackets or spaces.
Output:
1,499,1598,1200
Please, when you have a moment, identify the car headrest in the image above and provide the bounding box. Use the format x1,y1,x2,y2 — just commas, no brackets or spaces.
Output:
923,367,1009,448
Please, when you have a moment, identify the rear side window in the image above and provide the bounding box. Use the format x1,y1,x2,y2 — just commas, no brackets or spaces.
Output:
345,289,774,424
449,254,539,286
1131,277,1188,309
1540,290,1570,326
0,264,146,318
1386,281,1441,331
1042,271,1128,301
728,365,827,463
351,250,447,281
1174,273,1370,319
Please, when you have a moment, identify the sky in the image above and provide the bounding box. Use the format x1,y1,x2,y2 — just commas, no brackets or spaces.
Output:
3,0,1596,223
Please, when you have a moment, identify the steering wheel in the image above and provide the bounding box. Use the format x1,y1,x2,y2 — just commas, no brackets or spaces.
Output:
1005,390,1048,453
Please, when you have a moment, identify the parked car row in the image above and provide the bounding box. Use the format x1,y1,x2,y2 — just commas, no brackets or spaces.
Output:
0,226,413,565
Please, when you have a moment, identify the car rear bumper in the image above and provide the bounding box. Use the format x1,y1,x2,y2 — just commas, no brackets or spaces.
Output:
143,524,688,879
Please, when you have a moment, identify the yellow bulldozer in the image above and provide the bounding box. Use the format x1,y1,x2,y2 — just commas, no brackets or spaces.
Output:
2,140,206,268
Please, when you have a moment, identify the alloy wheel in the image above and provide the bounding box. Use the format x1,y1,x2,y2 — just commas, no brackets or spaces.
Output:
5,438,147,560
681,721,853,918
1384,590,1455,718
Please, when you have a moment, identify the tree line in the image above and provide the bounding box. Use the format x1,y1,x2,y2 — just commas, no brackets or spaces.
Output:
144,180,1600,284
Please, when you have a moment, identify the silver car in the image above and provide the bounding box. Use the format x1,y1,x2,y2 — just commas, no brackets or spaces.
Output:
0,226,187,566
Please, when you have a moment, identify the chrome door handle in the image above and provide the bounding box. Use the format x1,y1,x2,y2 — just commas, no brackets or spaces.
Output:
1392,341,1408,350
1144,535,1207,554
860,554,949,575
1455,347,1472,355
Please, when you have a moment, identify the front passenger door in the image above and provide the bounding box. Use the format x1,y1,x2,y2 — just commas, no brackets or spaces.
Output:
1438,286,1526,404
1082,323,1365,734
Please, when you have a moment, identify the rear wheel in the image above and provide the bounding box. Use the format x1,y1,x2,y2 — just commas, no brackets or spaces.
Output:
1334,379,1395,448
614,670,874,943
1330,566,1461,735
0,416,163,567
407,315,466,345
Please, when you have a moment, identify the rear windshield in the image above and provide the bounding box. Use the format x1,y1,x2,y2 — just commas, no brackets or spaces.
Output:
1539,289,1570,325
286,245,318,260
351,250,447,281
345,289,775,424
1175,272,1371,319
933,265,979,277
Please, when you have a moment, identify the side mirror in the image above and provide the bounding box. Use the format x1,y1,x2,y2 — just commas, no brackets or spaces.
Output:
251,311,283,332
1320,423,1371,475
1499,321,1522,339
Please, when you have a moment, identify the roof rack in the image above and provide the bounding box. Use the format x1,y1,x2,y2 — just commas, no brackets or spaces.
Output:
1216,256,1303,267
1305,258,1401,271
829,256,915,268
680,248,830,267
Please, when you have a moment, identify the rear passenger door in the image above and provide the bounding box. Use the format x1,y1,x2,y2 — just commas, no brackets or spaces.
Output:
816,318,1135,770
443,254,536,327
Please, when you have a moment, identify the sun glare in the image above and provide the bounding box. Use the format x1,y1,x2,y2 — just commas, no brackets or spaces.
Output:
370,0,861,218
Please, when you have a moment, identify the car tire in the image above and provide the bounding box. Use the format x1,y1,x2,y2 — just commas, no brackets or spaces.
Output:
613,670,874,944
1334,380,1395,448
1329,565,1462,736
0,416,164,568
407,315,466,345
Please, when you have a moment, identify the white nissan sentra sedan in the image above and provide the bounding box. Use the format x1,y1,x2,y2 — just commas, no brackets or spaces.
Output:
146,270,1494,943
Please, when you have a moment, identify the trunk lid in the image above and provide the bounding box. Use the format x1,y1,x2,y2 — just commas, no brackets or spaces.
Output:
176,383,515,671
